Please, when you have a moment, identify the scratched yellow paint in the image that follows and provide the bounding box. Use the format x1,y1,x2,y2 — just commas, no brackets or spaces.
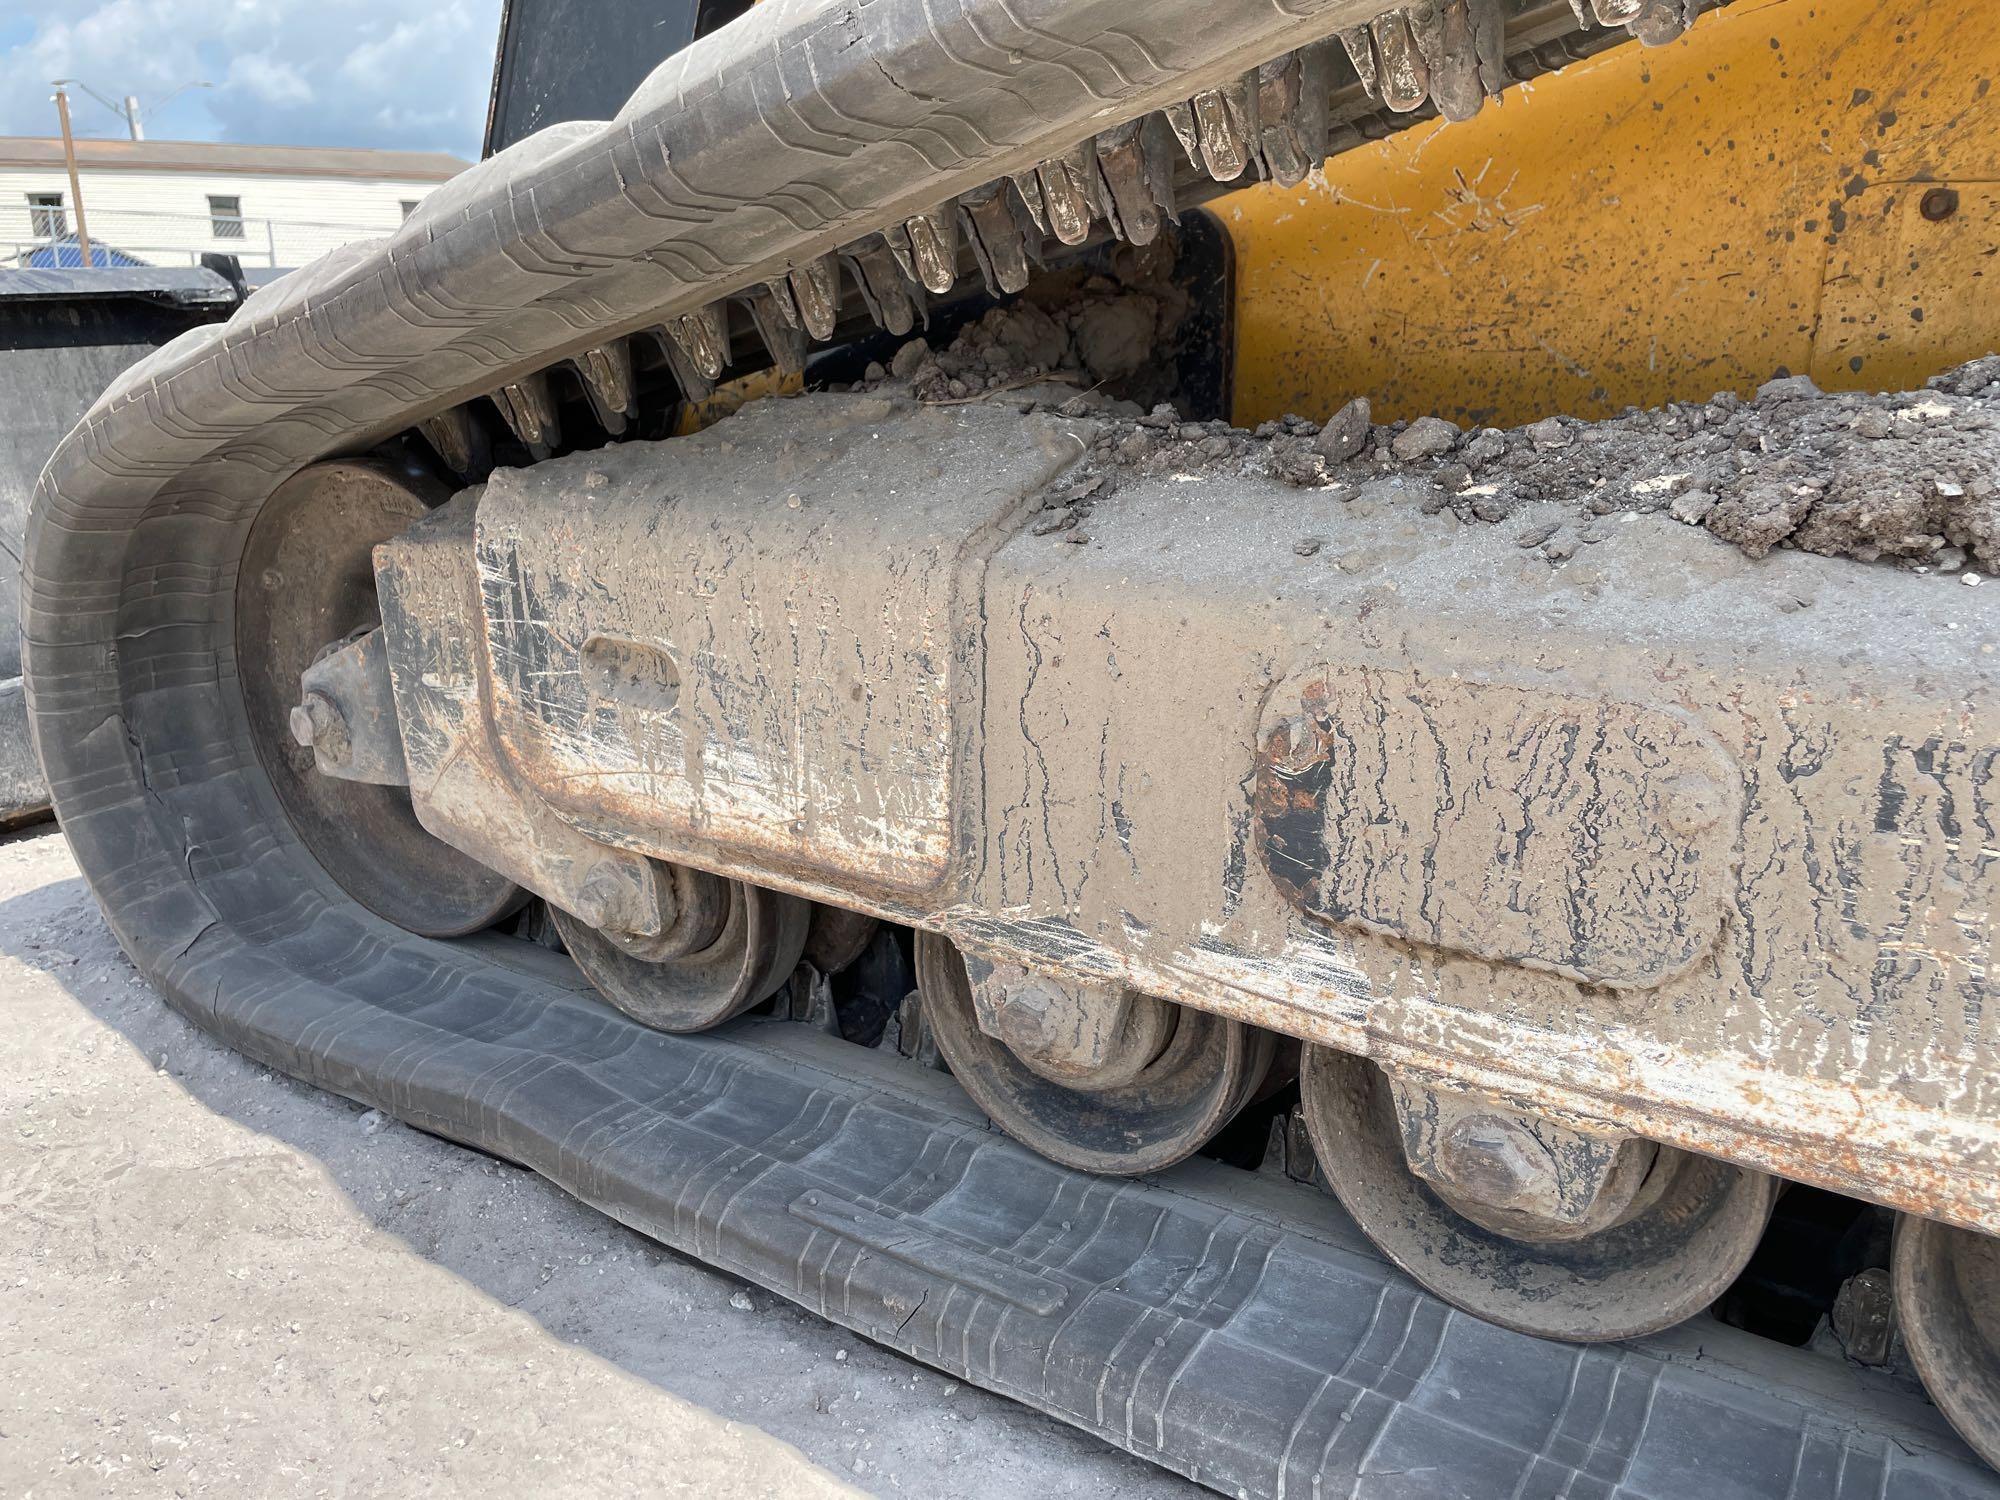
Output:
675,366,804,434
1220,0,2000,429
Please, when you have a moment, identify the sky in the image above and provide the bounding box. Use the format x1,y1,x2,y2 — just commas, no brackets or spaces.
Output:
0,1,504,161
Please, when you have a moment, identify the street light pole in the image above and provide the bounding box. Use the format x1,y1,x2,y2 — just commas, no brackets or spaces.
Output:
51,86,93,269
60,79,210,144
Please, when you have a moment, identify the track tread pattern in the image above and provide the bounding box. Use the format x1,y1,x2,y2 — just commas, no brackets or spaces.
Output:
133,945,2000,1498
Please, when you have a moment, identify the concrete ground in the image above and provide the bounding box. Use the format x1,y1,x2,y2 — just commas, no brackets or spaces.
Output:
0,826,1200,1499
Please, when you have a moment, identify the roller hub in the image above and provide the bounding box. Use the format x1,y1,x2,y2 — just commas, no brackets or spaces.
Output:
915,931,1272,1175
1300,1045,1778,1342
552,863,809,1033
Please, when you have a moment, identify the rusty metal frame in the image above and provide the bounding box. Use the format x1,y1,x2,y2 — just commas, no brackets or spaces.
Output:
355,388,2000,1236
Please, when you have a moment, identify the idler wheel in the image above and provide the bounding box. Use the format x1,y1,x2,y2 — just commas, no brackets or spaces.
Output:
1894,1212,2000,1468
553,862,809,1033
1300,1045,1778,1342
236,459,522,937
914,930,1273,1175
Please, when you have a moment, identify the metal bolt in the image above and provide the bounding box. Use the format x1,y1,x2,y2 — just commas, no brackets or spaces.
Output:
985,974,1066,1056
1437,1113,1548,1210
1921,187,1960,223
1658,773,1726,835
1831,1267,1898,1365
288,691,349,763
1285,1110,1319,1185
573,862,631,930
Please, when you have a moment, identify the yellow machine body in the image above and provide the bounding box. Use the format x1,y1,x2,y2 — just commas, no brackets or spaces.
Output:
1221,0,1999,428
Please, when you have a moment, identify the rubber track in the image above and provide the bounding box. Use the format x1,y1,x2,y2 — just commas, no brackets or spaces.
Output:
124,933,2000,1495
20,0,1999,1492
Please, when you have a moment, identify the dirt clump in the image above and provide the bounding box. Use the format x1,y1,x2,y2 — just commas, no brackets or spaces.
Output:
859,312,2000,572
1314,397,1371,464
859,240,1193,416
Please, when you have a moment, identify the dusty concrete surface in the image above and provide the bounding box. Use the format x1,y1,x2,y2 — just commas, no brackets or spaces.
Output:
0,827,1199,1499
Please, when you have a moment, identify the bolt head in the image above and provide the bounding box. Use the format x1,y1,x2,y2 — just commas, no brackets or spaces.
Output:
1921,186,1961,223
1661,774,1725,834
290,692,349,763
1437,1113,1546,1210
573,862,635,931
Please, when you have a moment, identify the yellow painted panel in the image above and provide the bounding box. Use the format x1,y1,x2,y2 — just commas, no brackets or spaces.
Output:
1222,0,2000,429
675,366,804,434
1814,182,2000,389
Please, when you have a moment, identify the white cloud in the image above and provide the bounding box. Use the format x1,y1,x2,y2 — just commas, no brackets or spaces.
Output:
0,0,502,158
227,53,314,108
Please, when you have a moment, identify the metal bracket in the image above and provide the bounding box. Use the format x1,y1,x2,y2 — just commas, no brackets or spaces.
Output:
293,627,408,786
1384,1070,1658,1242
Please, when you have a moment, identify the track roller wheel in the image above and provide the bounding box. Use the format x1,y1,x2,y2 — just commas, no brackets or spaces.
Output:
1894,1212,2000,1467
236,459,523,938
804,903,879,975
1300,1045,1778,1342
914,931,1273,1175
552,862,809,1032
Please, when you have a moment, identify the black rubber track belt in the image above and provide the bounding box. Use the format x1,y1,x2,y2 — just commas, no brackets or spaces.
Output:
19,0,2000,1491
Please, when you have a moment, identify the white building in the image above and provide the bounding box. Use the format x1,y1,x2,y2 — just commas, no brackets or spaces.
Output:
0,138,468,273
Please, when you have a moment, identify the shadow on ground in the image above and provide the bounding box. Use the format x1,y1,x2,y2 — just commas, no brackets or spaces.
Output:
0,837,1196,1499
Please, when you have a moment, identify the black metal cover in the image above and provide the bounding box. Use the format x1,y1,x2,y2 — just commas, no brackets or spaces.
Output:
483,0,748,156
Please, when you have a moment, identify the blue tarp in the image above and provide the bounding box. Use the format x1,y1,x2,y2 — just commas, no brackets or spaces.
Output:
21,238,148,270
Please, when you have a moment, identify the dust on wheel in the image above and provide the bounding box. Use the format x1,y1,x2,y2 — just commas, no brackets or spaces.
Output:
551,865,809,1033
1896,1211,2000,1468
235,459,522,938
1299,1044,1779,1343
914,929,1272,1175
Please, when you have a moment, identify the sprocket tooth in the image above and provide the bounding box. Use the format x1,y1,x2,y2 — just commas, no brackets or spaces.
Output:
881,221,920,286
1094,122,1169,245
492,370,559,459
666,303,729,381
1338,26,1381,101
957,183,1034,294
1005,171,1047,235
647,321,717,402
1414,0,1487,123
762,277,803,329
843,239,922,336
1036,147,1099,245
743,286,808,375
1139,113,1181,226
575,340,637,434
1471,0,1512,97
1162,102,1203,166
417,403,490,479
1257,45,1333,187
1373,9,1432,113
787,255,841,341
1191,73,1261,182
902,208,959,294
1627,0,1696,44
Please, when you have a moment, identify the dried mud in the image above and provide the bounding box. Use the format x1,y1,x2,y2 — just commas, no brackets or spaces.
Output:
855,298,2000,574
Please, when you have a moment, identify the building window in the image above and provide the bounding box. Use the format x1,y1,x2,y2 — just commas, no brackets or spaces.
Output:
208,195,244,239
27,192,66,240
399,199,419,221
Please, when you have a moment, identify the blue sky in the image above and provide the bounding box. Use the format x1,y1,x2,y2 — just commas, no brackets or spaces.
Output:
1,1,503,160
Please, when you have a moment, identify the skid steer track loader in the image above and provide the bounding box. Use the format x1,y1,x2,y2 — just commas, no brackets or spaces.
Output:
24,0,2000,1492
